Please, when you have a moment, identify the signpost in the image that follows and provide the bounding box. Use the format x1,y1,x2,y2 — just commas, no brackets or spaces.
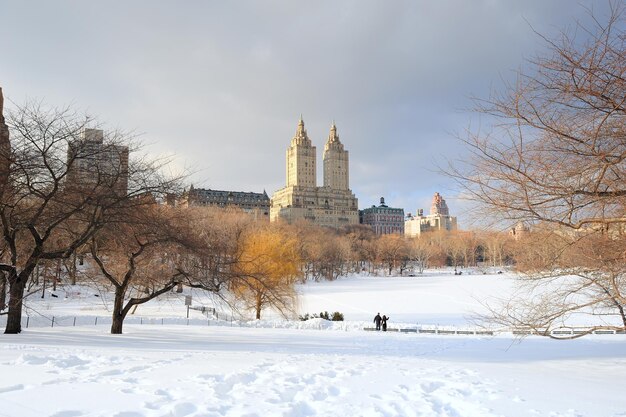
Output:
185,295,192,318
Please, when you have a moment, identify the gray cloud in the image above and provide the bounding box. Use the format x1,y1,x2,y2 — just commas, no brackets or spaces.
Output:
0,0,612,226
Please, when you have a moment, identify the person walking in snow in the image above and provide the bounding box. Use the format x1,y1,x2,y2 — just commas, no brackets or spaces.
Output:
381,315,389,331
373,313,382,330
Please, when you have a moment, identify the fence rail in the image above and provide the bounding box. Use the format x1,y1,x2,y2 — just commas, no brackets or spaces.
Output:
364,326,626,336
1,314,624,337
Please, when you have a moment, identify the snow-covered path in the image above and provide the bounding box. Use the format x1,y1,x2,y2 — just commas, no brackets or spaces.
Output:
2,325,625,417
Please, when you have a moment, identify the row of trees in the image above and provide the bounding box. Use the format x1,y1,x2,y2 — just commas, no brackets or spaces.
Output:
291,223,517,280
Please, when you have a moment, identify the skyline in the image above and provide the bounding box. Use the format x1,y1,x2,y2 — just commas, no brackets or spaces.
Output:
0,0,614,225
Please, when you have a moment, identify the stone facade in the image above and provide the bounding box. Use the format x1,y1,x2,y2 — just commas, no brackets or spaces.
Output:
405,192,458,237
180,186,270,219
360,197,405,235
66,128,129,196
270,118,359,228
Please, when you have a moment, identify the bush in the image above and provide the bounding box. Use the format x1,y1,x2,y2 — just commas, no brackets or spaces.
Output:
299,310,344,321
331,311,344,321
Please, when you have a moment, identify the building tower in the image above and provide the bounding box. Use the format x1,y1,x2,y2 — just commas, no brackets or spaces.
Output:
0,87,11,192
323,122,349,190
286,116,316,188
431,192,450,215
66,128,129,196
270,117,359,227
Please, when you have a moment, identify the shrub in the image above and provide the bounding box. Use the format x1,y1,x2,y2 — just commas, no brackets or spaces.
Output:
331,311,344,321
299,310,344,321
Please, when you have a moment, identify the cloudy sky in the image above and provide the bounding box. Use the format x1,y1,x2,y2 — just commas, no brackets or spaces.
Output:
0,1,613,223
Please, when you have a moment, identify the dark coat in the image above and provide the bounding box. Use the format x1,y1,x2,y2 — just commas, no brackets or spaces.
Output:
381,316,389,331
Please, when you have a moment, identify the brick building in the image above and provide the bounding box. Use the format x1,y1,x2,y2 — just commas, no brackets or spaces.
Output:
360,197,405,235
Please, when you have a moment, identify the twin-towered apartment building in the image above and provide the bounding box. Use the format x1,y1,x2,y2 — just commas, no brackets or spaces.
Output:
183,116,457,236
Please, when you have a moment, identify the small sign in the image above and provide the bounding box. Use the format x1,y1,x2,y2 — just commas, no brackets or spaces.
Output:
184,295,192,306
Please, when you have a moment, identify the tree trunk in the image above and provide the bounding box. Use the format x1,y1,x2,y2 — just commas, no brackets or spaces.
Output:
67,252,78,285
111,313,125,334
0,272,6,311
110,287,127,334
53,259,61,291
255,295,262,320
5,278,26,334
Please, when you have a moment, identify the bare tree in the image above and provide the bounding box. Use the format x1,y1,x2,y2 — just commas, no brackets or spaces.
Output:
377,234,409,276
89,203,192,334
0,100,181,334
344,224,376,274
482,231,512,267
450,5,626,336
408,237,434,274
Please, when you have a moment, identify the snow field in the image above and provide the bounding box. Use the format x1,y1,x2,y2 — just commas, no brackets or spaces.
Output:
1,271,625,416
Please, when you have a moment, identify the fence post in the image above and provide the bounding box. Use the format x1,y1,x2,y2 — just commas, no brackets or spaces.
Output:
51,316,55,328
95,317,98,326
73,317,76,327
140,317,143,325
26,316,30,328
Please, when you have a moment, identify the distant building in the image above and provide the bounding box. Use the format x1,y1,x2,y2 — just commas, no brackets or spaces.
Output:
66,128,129,196
270,117,359,228
0,87,10,192
405,192,458,237
180,186,270,219
360,197,404,235
509,222,530,240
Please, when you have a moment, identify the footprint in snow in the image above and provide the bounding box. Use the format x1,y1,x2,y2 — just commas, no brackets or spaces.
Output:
421,381,444,394
169,402,197,417
327,386,341,397
0,384,25,394
277,387,300,402
283,401,316,417
128,365,151,373
49,411,83,417
154,388,174,400
98,369,123,377
54,356,90,369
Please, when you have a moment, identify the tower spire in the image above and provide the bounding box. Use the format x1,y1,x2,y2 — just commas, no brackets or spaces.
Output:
291,115,311,147
327,120,340,144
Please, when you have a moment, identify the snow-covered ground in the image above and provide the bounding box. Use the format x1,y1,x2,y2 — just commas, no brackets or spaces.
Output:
1,271,625,417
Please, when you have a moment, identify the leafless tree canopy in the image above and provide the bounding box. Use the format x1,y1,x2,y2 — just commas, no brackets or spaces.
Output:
451,4,625,230
1,101,183,334
450,4,626,337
